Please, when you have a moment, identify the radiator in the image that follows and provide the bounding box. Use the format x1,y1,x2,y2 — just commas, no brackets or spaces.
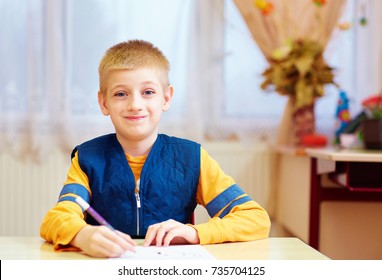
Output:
0,149,70,236
196,141,276,223
0,141,275,236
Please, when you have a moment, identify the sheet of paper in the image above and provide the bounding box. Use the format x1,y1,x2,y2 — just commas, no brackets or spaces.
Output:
118,245,215,260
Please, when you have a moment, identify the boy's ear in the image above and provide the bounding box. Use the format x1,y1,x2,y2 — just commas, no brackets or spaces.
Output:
162,85,174,112
98,91,110,116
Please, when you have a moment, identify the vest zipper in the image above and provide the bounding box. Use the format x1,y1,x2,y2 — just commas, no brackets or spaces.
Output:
135,179,141,236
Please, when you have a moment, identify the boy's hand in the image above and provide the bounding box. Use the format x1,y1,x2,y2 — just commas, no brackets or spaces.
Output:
143,219,200,247
71,225,136,258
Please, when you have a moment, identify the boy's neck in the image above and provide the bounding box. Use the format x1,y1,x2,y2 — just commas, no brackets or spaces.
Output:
117,133,158,157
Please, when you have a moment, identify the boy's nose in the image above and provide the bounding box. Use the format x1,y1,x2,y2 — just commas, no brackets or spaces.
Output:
127,95,143,111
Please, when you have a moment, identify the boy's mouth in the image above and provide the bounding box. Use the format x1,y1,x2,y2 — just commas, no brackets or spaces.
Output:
126,115,146,121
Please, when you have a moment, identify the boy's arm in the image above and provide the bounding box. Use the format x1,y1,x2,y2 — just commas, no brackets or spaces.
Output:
191,147,271,245
40,151,136,257
40,201,88,251
39,151,90,251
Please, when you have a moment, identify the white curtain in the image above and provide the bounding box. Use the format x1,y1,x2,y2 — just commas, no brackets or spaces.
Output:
0,0,69,159
233,0,346,145
0,0,225,161
351,0,382,108
1,0,382,161
233,0,345,57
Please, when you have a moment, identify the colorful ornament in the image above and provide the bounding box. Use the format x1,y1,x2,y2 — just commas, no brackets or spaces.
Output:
359,3,368,26
335,90,352,138
313,0,327,7
360,17,368,26
338,21,351,31
254,0,274,15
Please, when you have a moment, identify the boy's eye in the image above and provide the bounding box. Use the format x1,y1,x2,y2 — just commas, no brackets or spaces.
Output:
114,91,126,97
143,90,155,96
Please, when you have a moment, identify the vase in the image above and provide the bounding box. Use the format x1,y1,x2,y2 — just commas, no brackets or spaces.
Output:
362,119,382,149
292,104,315,146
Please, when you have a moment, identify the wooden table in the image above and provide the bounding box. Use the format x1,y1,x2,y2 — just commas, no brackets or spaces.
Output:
0,236,329,260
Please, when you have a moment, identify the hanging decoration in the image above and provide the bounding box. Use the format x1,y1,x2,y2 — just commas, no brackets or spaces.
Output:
258,0,338,112
253,0,274,15
337,21,351,31
313,0,327,7
251,0,350,146
260,39,338,111
359,2,368,26
260,39,338,146
337,0,369,31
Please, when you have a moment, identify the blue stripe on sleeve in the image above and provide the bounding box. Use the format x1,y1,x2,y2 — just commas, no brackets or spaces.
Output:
57,184,90,211
58,183,90,204
206,184,245,217
218,196,252,218
57,196,86,212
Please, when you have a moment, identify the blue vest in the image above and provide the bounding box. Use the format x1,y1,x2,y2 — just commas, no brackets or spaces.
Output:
63,133,200,238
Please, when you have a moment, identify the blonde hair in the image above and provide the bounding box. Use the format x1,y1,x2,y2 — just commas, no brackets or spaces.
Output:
98,40,170,93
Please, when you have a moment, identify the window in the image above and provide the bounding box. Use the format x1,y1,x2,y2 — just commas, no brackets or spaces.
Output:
222,0,378,140
1,0,381,158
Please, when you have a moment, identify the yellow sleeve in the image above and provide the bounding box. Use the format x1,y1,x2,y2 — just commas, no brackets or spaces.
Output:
39,151,90,251
191,147,271,244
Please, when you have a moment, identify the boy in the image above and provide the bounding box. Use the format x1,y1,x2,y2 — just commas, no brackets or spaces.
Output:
40,40,271,258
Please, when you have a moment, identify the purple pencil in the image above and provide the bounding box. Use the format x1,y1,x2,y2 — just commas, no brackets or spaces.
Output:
75,196,115,231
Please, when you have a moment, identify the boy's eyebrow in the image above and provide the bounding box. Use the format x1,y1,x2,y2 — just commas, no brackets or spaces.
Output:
110,80,160,90
140,80,161,87
108,84,128,92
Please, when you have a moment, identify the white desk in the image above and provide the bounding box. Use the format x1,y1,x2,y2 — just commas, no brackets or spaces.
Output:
305,147,382,249
306,147,382,162
276,146,382,259
0,236,329,260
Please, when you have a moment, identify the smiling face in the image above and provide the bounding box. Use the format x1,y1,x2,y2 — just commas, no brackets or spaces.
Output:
98,67,173,149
